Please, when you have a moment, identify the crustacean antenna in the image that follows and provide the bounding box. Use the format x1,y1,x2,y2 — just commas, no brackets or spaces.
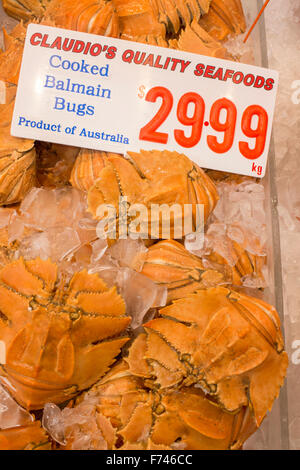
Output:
243,0,271,43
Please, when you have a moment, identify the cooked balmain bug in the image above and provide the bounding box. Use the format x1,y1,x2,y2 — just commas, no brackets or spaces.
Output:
87,150,219,240
0,25,36,206
0,257,130,409
198,0,246,42
59,359,257,450
130,287,288,427
140,240,227,302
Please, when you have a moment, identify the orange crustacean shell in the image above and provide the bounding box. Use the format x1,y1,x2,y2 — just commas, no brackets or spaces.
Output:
130,287,288,427
0,216,18,268
0,24,26,83
2,0,50,21
113,0,212,39
0,83,36,205
0,26,36,206
112,0,235,57
0,421,51,450
206,238,267,287
169,20,231,59
0,257,130,410
3,0,120,37
36,142,80,188
60,358,256,450
140,240,228,302
198,0,246,42
112,0,167,41
44,0,119,37
205,169,254,184
70,149,118,192
0,245,16,270
87,150,219,240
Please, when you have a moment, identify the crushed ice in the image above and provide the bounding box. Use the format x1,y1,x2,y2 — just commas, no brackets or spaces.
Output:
42,400,108,450
0,384,33,430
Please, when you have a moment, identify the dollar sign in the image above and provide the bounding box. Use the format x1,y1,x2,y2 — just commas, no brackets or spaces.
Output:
138,85,146,99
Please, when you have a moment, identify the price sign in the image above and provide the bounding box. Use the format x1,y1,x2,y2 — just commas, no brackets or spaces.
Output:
12,24,279,178
139,89,268,160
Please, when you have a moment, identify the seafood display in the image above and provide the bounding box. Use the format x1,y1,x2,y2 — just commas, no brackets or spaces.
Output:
43,285,288,450
0,0,288,451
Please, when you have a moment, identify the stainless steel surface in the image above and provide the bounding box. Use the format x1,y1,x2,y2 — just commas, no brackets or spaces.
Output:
257,0,289,449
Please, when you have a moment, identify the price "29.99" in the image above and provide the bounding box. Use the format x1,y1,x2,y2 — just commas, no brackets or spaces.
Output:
139,86,269,160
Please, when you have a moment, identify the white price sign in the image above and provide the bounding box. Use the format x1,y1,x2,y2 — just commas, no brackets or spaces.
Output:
12,24,279,178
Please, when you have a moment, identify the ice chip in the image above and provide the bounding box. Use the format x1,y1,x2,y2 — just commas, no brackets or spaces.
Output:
19,187,88,232
225,33,255,65
48,227,81,261
184,232,205,254
58,400,107,450
42,403,66,446
19,188,57,230
19,227,81,262
77,216,98,245
89,256,119,288
117,268,164,329
91,239,108,263
0,384,33,429
8,214,26,243
212,180,267,256
205,223,239,267
19,232,51,260
108,239,148,271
